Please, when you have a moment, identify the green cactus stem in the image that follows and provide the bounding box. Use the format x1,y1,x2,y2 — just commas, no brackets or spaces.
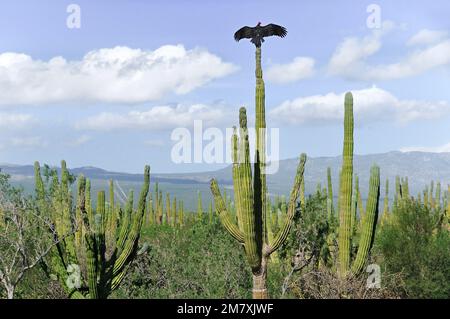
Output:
211,107,307,299
337,93,380,278
34,162,150,299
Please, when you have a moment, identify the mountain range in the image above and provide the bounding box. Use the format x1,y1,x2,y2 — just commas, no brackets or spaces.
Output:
1,151,449,210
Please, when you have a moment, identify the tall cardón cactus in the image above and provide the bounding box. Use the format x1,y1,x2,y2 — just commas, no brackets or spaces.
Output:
211,108,306,299
337,93,380,278
211,39,306,298
34,161,150,299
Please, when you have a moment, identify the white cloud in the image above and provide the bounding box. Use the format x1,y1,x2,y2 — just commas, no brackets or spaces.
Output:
328,23,450,81
0,112,34,129
407,29,449,46
269,86,450,125
68,135,91,146
10,136,47,148
0,45,237,105
400,142,450,153
266,57,315,84
76,103,228,131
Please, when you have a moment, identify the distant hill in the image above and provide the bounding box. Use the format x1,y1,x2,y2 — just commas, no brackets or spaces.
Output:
1,151,449,210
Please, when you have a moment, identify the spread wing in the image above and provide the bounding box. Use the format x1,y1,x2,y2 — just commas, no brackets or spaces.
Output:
261,24,287,38
234,26,254,41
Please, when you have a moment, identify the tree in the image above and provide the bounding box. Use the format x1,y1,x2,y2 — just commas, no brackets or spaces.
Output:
0,172,69,299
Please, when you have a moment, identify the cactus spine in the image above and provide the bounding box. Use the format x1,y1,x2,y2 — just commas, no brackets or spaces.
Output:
337,93,380,278
34,161,150,298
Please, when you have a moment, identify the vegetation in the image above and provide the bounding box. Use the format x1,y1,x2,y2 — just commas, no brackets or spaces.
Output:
33,162,150,299
0,28,448,301
375,189,450,298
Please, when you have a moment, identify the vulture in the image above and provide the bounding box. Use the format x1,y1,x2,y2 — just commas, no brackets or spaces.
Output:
234,22,287,47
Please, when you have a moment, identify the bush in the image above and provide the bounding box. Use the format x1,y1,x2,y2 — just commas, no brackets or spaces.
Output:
375,200,450,298
113,218,252,298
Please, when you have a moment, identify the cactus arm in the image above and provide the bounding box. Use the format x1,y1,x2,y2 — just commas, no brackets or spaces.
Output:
350,175,358,235
381,178,389,225
116,190,133,252
210,179,244,243
76,175,98,299
34,162,46,206
300,177,306,212
327,167,333,216
85,233,98,299
338,92,354,277
231,126,245,232
60,161,77,264
357,179,365,220
236,107,261,270
112,166,149,279
351,165,380,275
266,153,306,255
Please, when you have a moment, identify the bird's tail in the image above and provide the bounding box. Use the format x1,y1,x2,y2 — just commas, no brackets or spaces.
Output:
251,38,262,47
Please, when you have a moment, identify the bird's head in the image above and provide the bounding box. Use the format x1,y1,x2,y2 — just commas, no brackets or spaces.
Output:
257,21,261,26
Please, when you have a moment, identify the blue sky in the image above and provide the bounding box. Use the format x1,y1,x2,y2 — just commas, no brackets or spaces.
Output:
0,0,449,173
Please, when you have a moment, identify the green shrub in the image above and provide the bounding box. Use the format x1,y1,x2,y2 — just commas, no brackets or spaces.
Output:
375,200,450,298
113,218,252,298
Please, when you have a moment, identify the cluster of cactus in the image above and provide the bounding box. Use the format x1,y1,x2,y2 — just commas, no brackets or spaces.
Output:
324,93,381,278
34,161,150,299
380,176,450,231
210,45,307,299
421,180,444,210
146,182,184,227
145,185,216,227
194,191,216,224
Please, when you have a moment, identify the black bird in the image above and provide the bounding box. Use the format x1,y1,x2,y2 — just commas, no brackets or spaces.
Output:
234,22,287,47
